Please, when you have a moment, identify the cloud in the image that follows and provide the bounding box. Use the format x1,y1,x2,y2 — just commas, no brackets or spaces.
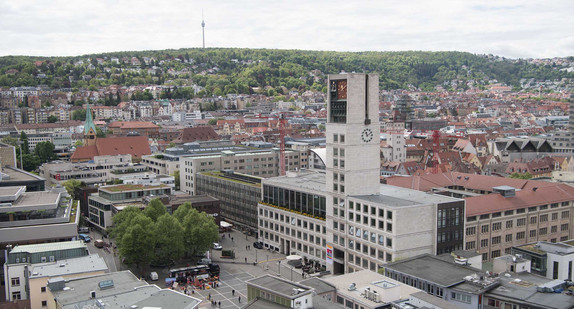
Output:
0,0,572,58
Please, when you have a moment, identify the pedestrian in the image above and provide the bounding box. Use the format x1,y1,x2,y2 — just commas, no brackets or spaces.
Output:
218,301,221,307
228,233,230,238
238,296,241,303
245,257,247,263
208,293,211,300
232,237,234,242
246,245,248,250
232,289,235,296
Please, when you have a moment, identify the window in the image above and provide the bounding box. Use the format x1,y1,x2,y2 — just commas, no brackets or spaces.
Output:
517,218,526,226
466,227,476,235
517,232,525,240
551,225,558,233
562,223,569,231
552,213,558,220
491,250,501,259
480,239,489,247
451,292,471,304
563,211,570,219
333,134,338,143
492,222,502,231
466,241,475,250
340,135,345,143
530,216,537,224
481,225,489,233
11,292,21,300
505,234,513,242
42,301,47,307
540,227,547,235
11,277,20,286
41,286,46,293
530,230,537,237
506,220,513,228
540,214,548,222
492,236,501,244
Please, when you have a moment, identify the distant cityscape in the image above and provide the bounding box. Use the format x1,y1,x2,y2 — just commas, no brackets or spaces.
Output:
1,49,574,309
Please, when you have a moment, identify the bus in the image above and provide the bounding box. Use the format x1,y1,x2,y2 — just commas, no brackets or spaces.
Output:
168,264,220,283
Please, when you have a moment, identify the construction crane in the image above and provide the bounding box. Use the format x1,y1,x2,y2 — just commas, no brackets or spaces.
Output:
279,114,287,176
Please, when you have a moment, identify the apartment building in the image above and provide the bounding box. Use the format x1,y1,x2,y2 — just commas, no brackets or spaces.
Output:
464,185,574,261
87,183,172,230
180,148,302,195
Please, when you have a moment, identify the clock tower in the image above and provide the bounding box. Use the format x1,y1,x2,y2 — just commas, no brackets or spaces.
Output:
326,73,380,197
326,73,380,274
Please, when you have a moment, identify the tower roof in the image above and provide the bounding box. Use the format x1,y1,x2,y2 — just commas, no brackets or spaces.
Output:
84,103,97,134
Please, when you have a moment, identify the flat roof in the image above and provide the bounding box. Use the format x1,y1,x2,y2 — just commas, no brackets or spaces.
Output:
488,272,574,309
30,254,108,278
0,186,25,198
320,269,420,305
247,275,313,299
11,240,86,254
384,254,480,287
264,172,463,207
13,191,60,207
2,166,45,182
52,271,148,307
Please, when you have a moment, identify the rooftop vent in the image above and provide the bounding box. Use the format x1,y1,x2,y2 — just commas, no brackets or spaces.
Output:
493,186,516,198
348,283,356,291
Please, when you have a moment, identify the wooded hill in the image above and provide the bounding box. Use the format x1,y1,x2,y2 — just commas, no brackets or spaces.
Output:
0,48,572,94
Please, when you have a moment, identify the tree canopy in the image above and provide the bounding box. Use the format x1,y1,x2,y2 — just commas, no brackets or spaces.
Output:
111,199,218,272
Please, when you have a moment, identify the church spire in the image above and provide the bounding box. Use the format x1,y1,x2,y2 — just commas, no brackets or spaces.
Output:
84,103,97,146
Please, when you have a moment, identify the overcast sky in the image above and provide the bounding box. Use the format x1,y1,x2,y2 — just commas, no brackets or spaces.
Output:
1,0,572,59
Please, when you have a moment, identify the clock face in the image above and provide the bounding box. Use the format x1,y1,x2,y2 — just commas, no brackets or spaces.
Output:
361,128,374,143
336,80,347,100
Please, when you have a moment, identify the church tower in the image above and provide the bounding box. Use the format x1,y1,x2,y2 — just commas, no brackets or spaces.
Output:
84,103,97,146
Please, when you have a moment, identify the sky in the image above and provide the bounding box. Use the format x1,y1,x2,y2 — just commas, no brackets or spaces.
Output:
1,0,573,59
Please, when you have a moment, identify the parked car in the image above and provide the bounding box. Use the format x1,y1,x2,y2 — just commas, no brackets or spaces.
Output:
78,227,89,233
94,240,105,248
213,243,222,250
149,272,159,281
253,242,263,249
78,234,91,243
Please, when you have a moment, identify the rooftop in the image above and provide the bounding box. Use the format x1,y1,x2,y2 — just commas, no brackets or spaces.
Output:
384,254,483,287
30,254,108,278
100,183,168,192
10,240,86,254
321,269,421,306
52,271,148,307
246,274,313,299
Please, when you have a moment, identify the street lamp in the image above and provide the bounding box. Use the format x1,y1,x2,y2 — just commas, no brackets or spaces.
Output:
291,266,293,281
17,141,23,170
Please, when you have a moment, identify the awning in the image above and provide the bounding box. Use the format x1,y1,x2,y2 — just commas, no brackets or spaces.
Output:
220,221,233,228
286,255,302,261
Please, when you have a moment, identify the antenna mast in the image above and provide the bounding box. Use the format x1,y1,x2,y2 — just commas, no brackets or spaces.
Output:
201,10,206,49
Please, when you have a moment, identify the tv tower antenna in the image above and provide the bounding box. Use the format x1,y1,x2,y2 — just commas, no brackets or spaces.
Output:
201,10,206,49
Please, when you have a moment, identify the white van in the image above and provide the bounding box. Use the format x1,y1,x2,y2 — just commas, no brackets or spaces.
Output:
149,272,158,281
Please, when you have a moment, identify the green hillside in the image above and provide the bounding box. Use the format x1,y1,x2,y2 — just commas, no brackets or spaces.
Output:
0,48,572,94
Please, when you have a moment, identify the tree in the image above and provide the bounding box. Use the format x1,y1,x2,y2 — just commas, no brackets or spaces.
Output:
172,170,180,191
72,109,86,121
110,207,141,244
47,115,58,123
180,207,219,257
21,153,40,171
20,131,29,154
509,172,533,179
34,141,56,163
96,127,106,138
143,198,167,222
63,179,85,200
74,140,84,147
118,214,156,274
154,214,185,263
208,118,218,125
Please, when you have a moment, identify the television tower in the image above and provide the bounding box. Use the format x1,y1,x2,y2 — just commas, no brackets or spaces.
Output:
201,10,206,48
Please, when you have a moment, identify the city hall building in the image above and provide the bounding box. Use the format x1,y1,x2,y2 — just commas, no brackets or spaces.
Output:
258,74,465,274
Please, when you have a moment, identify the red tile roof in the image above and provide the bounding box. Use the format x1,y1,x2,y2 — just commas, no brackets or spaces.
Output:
108,121,159,129
70,136,151,161
173,126,220,144
466,184,574,216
